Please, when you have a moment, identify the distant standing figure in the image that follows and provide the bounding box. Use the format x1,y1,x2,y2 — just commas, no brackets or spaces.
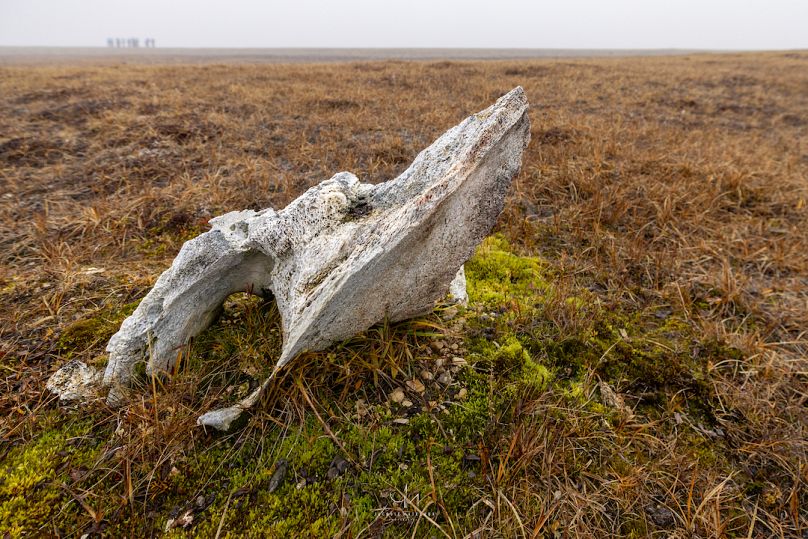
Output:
107,38,114,48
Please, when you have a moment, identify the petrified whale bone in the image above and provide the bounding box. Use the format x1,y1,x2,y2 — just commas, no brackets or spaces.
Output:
48,87,531,430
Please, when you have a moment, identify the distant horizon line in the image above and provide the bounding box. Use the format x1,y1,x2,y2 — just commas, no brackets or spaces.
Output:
2,45,802,66
3,45,806,52
0,45,760,51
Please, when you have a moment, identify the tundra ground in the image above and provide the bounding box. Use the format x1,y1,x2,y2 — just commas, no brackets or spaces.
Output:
1,52,806,537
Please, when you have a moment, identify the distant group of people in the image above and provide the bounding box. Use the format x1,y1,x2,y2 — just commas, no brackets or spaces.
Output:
107,38,156,48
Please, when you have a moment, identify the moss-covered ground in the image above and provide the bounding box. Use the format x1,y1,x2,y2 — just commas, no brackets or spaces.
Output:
3,236,800,536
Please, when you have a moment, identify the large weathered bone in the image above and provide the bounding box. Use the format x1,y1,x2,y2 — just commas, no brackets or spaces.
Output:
48,87,530,430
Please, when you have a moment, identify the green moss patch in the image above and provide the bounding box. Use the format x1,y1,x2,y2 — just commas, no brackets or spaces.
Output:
57,300,140,358
0,414,102,537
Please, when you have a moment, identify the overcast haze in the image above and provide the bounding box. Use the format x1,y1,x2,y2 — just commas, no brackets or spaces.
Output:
1,0,807,50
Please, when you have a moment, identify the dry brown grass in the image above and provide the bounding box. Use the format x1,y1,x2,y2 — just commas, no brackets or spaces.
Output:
1,52,806,537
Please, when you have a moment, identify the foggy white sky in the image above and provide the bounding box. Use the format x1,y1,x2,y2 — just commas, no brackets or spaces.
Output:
1,0,807,50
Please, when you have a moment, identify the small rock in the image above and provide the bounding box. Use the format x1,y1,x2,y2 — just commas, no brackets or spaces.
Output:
165,509,194,531
406,379,426,393
326,456,349,480
450,343,459,351
389,387,405,404
393,418,409,425
452,356,468,367
457,388,468,400
402,399,413,408
435,357,446,369
355,398,369,417
442,306,459,320
430,341,445,352
645,505,675,528
437,372,453,385
420,369,434,381
599,380,632,416
46,360,102,402
268,459,288,493
654,307,673,320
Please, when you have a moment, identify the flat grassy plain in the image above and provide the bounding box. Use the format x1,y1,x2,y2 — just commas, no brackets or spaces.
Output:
1,52,806,537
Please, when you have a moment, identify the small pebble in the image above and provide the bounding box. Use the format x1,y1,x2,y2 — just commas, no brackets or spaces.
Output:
268,459,288,492
355,399,369,417
420,369,434,381
389,387,405,403
457,388,468,400
437,372,453,385
452,356,468,367
326,456,349,480
406,379,426,393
